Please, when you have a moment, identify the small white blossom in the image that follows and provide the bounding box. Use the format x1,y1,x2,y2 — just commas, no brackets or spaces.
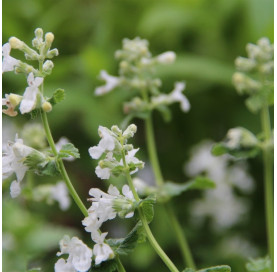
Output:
89,126,116,159
156,51,176,64
151,82,190,112
56,235,92,272
95,70,120,96
226,128,242,149
91,232,114,265
2,43,20,73
95,166,111,180
50,182,71,210
20,72,43,114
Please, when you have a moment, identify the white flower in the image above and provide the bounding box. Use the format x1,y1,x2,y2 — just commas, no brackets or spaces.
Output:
20,72,43,114
170,82,190,112
156,51,176,64
95,70,120,96
95,166,111,180
50,182,71,210
91,232,114,265
2,136,34,197
120,148,144,175
10,180,21,198
89,127,115,160
56,235,92,272
151,82,190,112
226,128,242,149
55,258,75,272
2,43,20,73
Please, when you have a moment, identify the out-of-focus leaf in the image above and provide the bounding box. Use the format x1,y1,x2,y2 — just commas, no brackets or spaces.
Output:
90,259,117,272
198,265,231,272
246,257,271,272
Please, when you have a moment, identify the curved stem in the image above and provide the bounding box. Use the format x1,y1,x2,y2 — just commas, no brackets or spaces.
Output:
144,114,196,269
261,105,273,270
41,110,88,217
122,165,179,272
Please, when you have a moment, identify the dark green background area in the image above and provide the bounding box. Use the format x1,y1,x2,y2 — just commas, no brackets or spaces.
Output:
2,0,273,271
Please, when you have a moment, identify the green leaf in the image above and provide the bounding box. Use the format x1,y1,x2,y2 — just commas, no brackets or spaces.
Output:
246,257,271,272
183,269,195,272
211,143,229,156
107,221,145,255
58,143,80,159
212,142,260,159
245,94,264,113
48,89,65,106
27,268,41,272
140,195,156,223
157,177,215,202
197,265,231,272
39,160,60,176
90,259,117,272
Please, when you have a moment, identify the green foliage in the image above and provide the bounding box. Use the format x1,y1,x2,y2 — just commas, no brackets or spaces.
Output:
57,143,80,159
246,257,271,272
107,222,145,256
27,268,41,272
212,142,260,159
139,195,156,223
48,89,65,106
90,259,118,272
157,176,215,202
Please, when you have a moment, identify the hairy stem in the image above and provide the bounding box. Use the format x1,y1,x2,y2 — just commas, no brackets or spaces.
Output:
261,105,273,270
145,114,196,269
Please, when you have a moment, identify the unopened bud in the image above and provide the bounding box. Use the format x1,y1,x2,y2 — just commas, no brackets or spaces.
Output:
123,124,137,139
46,48,59,58
111,125,122,135
42,101,52,112
235,57,256,72
35,28,43,39
9,94,22,106
43,60,54,74
45,32,54,44
9,37,24,49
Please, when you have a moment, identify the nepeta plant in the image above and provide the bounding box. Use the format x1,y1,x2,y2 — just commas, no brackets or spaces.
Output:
213,38,274,272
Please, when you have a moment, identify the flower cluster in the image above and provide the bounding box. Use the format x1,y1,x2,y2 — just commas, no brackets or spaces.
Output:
55,235,92,272
232,37,273,113
2,28,58,116
89,124,144,180
82,184,136,265
95,37,190,117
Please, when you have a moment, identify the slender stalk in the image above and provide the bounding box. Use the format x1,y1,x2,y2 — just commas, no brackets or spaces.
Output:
260,105,273,270
123,165,179,272
144,114,196,269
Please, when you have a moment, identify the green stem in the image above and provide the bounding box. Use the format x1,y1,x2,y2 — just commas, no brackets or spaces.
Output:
145,114,196,269
41,110,88,217
261,105,273,270
122,165,179,272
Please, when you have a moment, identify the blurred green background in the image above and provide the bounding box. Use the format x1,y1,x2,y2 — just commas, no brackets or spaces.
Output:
2,0,274,271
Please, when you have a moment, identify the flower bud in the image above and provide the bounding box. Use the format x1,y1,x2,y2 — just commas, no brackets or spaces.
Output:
45,32,54,44
9,93,22,106
9,37,24,49
35,28,43,39
235,57,256,72
111,125,122,135
46,48,59,58
226,127,258,149
42,101,52,112
123,124,137,139
43,60,54,74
